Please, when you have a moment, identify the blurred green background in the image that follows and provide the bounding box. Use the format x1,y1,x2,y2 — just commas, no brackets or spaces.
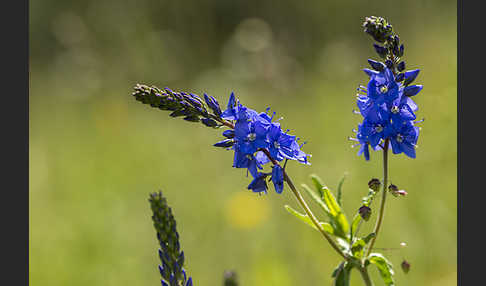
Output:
30,0,456,285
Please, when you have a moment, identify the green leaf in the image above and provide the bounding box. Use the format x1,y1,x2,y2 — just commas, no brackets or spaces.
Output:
284,205,334,234
362,232,376,244
351,239,366,259
310,174,326,197
333,262,353,286
369,253,395,286
301,183,345,238
336,173,347,207
350,214,362,240
304,175,351,239
301,184,331,214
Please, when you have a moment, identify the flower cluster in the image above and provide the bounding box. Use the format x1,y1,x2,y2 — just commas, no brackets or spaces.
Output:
133,84,310,194
149,192,193,286
351,18,423,160
214,92,310,194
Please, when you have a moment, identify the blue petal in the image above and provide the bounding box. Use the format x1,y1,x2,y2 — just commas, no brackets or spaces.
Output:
255,151,270,165
390,139,403,155
357,143,370,161
399,104,416,121
227,92,236,109
401,143,416,158
403,85,423,97
272,165,285,194
248,173,268,193
363,68,380,77
404,69,420,85
404,96,418,111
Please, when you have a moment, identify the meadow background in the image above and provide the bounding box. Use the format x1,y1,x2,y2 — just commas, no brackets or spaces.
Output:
30,0,456,285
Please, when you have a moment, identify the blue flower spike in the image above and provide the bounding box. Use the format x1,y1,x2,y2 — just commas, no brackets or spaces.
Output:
149,192,194,286
352,16,424,160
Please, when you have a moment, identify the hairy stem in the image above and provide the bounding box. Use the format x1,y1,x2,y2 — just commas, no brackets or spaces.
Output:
366,139,389,257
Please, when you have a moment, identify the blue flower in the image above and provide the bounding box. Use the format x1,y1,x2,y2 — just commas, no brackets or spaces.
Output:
389,92,417,126
271,165,285,194
267,123,300,161
216,92,310,192
247,172,268,193
234,119,269,155
233,148,257,169
355,125,371,161
352,61,422,160
357,119,387,149
384,121,419,158
366,67,399,104
356,95,388,124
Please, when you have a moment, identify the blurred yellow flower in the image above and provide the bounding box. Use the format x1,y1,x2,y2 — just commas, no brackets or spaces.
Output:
225,191,270,229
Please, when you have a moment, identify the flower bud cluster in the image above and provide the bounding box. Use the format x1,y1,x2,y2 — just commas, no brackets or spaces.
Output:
149,192,193,286
132,84,223,128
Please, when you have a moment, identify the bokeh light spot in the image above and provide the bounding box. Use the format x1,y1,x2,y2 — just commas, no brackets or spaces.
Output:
225,191,270,229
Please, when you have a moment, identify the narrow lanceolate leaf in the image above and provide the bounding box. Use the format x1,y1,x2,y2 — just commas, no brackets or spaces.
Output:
306,175,350,238
336,173,347,207
369,253,395,286
350,214,361,240
284,205,334,234
301,184,330,214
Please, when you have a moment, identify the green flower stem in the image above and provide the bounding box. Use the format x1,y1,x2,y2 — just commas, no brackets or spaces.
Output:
285,172,348,260
358,266,374,286
259,148,348,260
365,139,389,258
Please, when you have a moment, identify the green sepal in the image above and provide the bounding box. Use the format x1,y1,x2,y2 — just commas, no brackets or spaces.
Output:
368,253,395,286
